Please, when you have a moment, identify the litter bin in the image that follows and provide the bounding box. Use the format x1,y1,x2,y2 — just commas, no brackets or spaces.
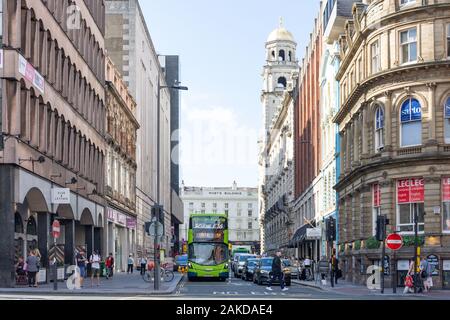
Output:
100,262,106,277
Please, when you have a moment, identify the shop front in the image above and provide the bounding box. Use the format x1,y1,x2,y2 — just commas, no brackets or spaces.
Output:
106,207,136,272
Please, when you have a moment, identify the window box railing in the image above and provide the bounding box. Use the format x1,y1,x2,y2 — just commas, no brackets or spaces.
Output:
397,146,422,156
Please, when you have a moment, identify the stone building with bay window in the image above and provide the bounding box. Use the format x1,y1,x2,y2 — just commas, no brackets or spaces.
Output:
333,0,450,289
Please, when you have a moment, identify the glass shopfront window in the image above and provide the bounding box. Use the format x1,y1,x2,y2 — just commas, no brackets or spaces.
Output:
443,260,450,289
397,178,425,233
442,178,450,232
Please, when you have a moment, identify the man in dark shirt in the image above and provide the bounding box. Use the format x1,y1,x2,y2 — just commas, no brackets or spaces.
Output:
76,250,87,288
267,252,288,291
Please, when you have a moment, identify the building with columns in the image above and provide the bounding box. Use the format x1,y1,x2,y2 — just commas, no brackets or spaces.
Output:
333,0,450,289
180,182,260,253
0,0,107,287
104,56,139,272
259,20,299,254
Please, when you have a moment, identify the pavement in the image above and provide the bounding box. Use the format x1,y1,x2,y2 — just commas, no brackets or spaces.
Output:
0,271,184,297
292,278,450,299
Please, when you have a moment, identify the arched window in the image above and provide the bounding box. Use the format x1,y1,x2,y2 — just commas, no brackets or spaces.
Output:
374,105,385,151
444,97,450,144
278,50,285,62
15,213,24,234
289,51,293,62
277,77,287,89
26,217,37,236
400,98,422,147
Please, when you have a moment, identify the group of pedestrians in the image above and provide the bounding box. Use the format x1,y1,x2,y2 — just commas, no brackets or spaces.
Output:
75,250,115,288
15,249,42,287
403,257,435,294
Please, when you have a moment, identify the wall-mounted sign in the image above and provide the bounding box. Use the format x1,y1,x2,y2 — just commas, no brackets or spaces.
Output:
397,178,424,204
0,50,3,69
442,178,450,201
397,260,411,271
51,188,70,204
373,184,381,207
18,54,45,94
107,208,133,228
126,217,137,229
427,255,439,276
306,227,322,240
443,260,450,271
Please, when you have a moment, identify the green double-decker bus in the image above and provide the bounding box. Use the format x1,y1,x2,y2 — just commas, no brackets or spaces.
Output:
187,213,229,281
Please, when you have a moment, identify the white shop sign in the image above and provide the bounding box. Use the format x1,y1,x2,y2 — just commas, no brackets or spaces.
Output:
306,227,322,240
0,50,3,68
38,269,46,283
51,188,71,204
57,268,65,280
443,260,450,271
397,260,411,271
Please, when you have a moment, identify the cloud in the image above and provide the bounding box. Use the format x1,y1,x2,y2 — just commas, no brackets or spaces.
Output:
177,103,259,186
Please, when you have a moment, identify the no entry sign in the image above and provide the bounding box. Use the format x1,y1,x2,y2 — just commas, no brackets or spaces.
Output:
386,233,403,251
52,220,61,239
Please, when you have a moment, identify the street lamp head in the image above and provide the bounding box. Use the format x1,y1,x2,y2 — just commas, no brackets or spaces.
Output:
173,86,189,91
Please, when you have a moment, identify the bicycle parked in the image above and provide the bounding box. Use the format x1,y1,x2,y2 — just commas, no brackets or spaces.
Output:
142,263,174,283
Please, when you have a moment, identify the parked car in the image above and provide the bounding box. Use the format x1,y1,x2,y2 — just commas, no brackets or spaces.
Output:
253,257,291,286
174,254,188,272
241,258,260,281
234,254,257,278
283,259,300,280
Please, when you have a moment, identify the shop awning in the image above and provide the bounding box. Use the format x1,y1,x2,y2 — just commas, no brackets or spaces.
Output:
288,221,316,248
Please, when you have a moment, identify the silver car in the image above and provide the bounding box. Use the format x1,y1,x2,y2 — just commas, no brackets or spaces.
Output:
283,259,300,279
234,254,257,278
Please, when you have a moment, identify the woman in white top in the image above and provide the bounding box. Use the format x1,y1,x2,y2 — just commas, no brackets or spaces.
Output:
90,250,101,287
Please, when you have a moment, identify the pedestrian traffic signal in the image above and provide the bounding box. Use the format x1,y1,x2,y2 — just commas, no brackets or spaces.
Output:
376,215,388,241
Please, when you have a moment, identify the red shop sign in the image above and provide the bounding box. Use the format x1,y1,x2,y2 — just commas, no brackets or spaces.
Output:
373,184,381,207
443,178,450,201
397,178,424,203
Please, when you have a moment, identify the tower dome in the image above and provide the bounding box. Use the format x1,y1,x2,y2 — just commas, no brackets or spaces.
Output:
267,18,296,43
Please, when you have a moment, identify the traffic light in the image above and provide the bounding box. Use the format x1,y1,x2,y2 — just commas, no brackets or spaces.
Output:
376,215,387,241
151,205,164,222
145,222,152,235
326,217,336,242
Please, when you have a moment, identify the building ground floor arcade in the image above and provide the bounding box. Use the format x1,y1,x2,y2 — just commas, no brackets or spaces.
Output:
0,166,105,287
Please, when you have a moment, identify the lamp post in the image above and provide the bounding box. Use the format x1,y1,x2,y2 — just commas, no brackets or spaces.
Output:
153,56,188,291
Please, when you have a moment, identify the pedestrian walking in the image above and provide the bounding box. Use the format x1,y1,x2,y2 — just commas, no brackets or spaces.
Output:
140,256,147,275
33,248,41,287
266,251,288,292
105,253,114,280
420,257,434,293
76,249,88,288
90,250,101,287
26,251,39,287
403,261,415,294
127,254,135,274
330,252,340,286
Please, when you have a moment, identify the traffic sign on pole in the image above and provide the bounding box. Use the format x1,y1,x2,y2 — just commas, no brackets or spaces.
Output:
386,233,403,251
52,220,61,239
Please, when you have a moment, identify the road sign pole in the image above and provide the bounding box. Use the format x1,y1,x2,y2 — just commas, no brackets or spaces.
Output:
154,221,160,291
381,238,385,294
53,238,57,291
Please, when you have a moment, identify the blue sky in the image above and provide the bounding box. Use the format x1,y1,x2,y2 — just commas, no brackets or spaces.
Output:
139,0,321,188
